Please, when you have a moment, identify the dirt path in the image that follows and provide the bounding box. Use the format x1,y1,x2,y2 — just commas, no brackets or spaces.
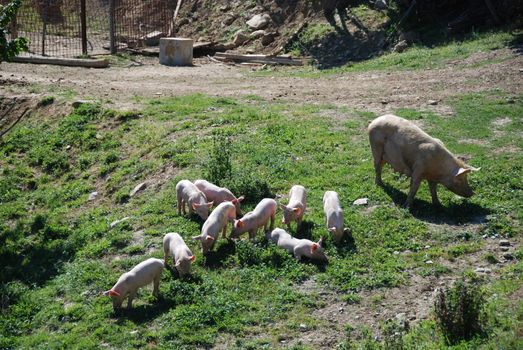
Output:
1,50,522,114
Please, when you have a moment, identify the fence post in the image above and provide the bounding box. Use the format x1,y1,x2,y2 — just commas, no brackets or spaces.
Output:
109,0,116,54
80,0,87,55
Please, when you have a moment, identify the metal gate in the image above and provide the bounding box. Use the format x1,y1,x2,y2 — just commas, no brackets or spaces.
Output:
4,0,174,57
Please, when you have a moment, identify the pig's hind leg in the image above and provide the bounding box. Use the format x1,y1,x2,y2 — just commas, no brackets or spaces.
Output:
370,140,385,186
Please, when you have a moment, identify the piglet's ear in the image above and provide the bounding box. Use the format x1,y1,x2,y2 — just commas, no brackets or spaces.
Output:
192,203,200,210
237,220,244,229
205,235,215,241
311,243,319,253
206,201,214,209
455,167,472,177
237,196,245,202
328,227,336,233
231,199,238,205
108,289,120,297
293,207,302,216
192,235,202,241
189,255,196,263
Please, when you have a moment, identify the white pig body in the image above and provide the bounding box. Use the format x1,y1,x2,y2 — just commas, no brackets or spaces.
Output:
268,228,328,263
176,179,213,220
368,114,479,208
163,232,195,277
230,198,276,240
194,179,244,216
192,201,236,254
103,258,164,310
323,191,348,244
280,185,307,231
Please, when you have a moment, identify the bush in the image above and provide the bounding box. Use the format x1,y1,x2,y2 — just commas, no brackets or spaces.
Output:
0,0,28,63
434,278,486,344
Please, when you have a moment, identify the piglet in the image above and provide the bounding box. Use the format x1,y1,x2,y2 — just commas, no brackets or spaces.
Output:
194,179,244,216
280,185,307,231
368,114,480,208
323,191,350,244
192,201,236,254
176,179,213,220
268,228,328,263
230,198,276,240
103,258,164,310
163,232,196,277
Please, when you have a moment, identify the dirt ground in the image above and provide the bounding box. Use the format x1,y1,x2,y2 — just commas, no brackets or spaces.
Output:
1,47,522,116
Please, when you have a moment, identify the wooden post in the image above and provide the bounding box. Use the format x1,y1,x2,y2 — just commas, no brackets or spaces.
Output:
80,0,87,55
42,21,46,56
109,0,116,54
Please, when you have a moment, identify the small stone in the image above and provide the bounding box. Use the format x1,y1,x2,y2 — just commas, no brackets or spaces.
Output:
130,182,147,197
475,267,485,273
393,40,408,53
424,245,431,249
110,217,131,228
130,330,138,335
484,268,492,274
408,315,417,321
246,14,271,30
499,239,510,247
250,30,266,39
425,260,433,264
232,30,249,46
261,33,276,46
88,191,98,201
299,323,308,332
65,145,72,150
500,246,509,252
393,251,400,255
353,198,369,206
428,100,438,105
503,253,514,260
338,307,344,313
374,0,388,10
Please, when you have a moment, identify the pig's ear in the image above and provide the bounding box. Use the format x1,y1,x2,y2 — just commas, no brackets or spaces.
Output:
455,167,472,177
192,235,202,241
236,220,244,229
293,207,302,216
237,196,245,203
311,243,319,253
103,290,110,296
206,201,214,209
175,260,181,267
189,255,196,263
279,204,287,211
205,235,215,241
192,203,200,210
106,289,120,297
470,166,481,172
328,227,337,233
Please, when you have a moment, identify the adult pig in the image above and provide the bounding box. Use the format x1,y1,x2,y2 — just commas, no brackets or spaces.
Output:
368,114,479,208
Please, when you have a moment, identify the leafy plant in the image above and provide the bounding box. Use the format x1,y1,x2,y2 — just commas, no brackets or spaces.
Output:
0,0,28,63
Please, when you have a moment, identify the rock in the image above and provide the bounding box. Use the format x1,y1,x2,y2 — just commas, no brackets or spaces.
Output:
246,14,271,30
223,14,237,26
142,30,163,46
503,253,515,260
232,30,249,46
424,245,431,249
484,268,492,274
353,198,369,206
261,32,276,46
475,267,485,273
250,30,266,39
500,246,509,252
393,251,400,255
428,100,438,105
425,260,433,264
398,30,420,44
299,323,308,332
88,191,98,201
219,4,230,12
130,182,147,197
393,40,408,53
374,0,388,10
499,239,510,247
110,217,131,228
65,145,72,150
408,315,417,321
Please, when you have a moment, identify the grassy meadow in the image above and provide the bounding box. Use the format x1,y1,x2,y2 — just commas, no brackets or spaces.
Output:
1,88,521,349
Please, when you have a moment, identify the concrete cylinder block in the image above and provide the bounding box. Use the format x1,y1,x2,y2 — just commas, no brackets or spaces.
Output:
159,38,194,66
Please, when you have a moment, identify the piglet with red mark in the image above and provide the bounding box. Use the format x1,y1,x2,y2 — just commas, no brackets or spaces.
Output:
192,201,236,254
230,198,276,240
280,185,307,231
103,258,164,310
176,180,213,220
163,232,196,277
268,228,328,263
194,179,245,216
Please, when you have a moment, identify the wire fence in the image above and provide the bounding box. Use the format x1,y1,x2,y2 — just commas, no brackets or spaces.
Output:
4,0,174,58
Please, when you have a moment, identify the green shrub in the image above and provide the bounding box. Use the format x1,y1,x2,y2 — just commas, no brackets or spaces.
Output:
0,0,28,63
434,279,486,344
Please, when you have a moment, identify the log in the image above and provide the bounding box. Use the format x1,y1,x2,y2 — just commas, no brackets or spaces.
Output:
11,56,109,68
214,52,303,66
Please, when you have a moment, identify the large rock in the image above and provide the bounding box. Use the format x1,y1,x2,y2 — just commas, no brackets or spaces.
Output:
246,14,271,30
233,30,249,46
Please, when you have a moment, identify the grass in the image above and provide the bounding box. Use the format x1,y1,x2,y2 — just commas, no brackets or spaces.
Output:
0,89,521,348
268,30,520,77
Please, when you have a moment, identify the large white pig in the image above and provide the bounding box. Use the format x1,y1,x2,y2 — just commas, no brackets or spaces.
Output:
230,198,276,240
163,232,196,277
268,228,328,263
192,201,236,254
194,179,245,216
176,179,213,220
323,191,350,244
280,185,307,231
368,114,480,208
103,258,164,310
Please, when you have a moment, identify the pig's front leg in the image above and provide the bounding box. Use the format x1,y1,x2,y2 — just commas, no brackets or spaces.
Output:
405,173,422,208
127,291,136,309
222,225,227,239
153,276,160,297
270,214,275,231
428,181,441,208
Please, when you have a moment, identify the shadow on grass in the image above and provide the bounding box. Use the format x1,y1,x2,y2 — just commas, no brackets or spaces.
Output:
295,220,315,240
204,239,236,269
336,233,358,256
117,296,175,324
381,182,491,225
